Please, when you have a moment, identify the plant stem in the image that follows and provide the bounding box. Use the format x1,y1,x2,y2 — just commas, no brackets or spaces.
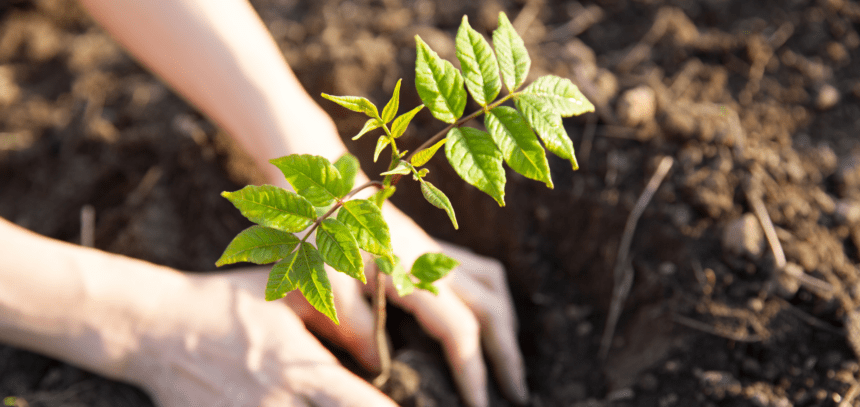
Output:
371,270,390,388
404,94,515,164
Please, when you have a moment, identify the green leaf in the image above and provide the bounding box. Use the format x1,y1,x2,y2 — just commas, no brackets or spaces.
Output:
411,252,459,283
445,127,506,206
515,95,579,170
415,281,439,295
420,180,458,229
353,118,382,140
222,185,316,232
333,153,359,198
266,251,299,300
381,79,401,123
380,160,412,176
485,106,553,188
415,36,467,124
215,225,299,266
391,105,424,138
270,154,344,207
337,199,392,257
321,93,380,120
411,138,447,167
375,256,414,296
522,75,595,117
374,255,396,275
291,243,338,323
370,186,396,208
374,135,390,163
456,15,501,106
316,218,365,283
493,12,530,93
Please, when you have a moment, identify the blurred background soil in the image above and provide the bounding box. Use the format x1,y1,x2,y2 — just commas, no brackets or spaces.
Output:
2,0,860,405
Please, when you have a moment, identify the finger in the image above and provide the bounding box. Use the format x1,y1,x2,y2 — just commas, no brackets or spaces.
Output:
386,278,489,407
448,271,529,404
298,364,399,407
286,269,380,373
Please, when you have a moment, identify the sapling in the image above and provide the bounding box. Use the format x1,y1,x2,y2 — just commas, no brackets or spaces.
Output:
216,11,593,388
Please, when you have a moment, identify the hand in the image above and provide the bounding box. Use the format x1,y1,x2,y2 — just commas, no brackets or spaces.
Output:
285,203,529,407
127,270,397,407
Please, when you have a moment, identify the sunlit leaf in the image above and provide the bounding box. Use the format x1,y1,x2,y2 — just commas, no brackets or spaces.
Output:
267,242,337,323
492,12,530,93
381,79,402,123
456,15,501,106
445,127,506,206
221,185,316,232
415,36,466,124
411,138,447,167
374,135,390,163
352,118,382,140
411,252,459,283
391,105,424,138
215,225,299,266
270,154,344,207
375,256,414,297
333,153,360,198
415,281,439,295
485,106,553,188
337,199,392,258
321,93,380,119
515,95,579,170
420,180,458,229
521,75,595,117
317,218,365,283
266,250,299,300
380,160,412,176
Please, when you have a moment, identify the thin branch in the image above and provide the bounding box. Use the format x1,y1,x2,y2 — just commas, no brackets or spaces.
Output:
745,182,786,269
371,270,391,388
599,156,674,359
345,180,384,200
672,314,763,343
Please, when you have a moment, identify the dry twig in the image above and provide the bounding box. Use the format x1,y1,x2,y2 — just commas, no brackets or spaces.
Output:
599,156,674,359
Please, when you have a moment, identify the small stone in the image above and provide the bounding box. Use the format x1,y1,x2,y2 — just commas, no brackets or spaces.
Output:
722,213,765,259
835,199,860,224
617,85,657,127
816,84,840,110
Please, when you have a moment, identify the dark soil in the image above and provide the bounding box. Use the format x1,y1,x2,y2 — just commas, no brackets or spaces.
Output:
2,0,860,406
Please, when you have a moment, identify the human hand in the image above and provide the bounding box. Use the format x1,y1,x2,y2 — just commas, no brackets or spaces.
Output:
286,202,528,407
126,270,397,407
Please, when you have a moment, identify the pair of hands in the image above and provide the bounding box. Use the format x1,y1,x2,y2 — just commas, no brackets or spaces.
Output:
128,232,527,407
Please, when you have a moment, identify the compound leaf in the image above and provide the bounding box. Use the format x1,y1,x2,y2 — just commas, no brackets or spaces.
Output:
415,281,439,295
456,15,501,106
391,105,424,139
216,225,299,266
420,180,458,229
321,93,380,120
222,185,316,232
411,252,459,283
337,199,392,258
270,154,344,207
333,153,359,198
485,106,553,188
515,95,579,170
521,75,595,117
296,243,337,323
374,135,391,163
415,36,466,124
316,218,365,283
493,12,530,93
381,79,402,123
445,127,506,206
411,138,447,167
353,118,382,140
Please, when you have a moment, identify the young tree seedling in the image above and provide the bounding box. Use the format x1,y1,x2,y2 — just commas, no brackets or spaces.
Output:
217,11,593,389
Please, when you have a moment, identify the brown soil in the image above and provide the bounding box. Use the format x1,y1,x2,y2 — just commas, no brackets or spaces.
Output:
2,0,860,406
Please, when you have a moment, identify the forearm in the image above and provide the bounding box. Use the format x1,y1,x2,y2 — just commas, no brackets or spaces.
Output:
0,218,186,383
78,0,348,184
